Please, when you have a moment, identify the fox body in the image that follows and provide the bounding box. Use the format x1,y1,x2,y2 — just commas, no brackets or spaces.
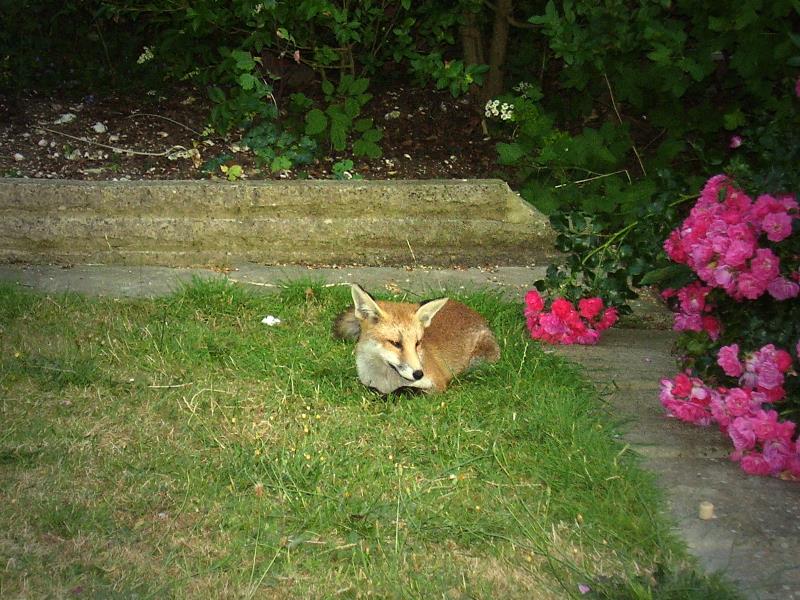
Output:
334,284,500,394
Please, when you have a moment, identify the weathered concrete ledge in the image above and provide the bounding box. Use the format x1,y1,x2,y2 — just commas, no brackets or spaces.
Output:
0,179,555,267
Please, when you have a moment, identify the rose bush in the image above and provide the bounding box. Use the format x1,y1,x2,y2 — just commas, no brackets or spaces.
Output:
659,175,799,479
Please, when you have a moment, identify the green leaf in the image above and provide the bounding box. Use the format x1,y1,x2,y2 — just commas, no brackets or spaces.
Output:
723,108,746,130
328,109,350,151
353,139,382,158
321,79,335,97
354,118,373,132
270,155,293,172
496,142,527,165
237,73,257,90
361,128,383,143
330,126,347,151
231,50,255,72
641,265,691,285
208,87,225,104
305,109,328,136
349,78,370,95
344,97,361,119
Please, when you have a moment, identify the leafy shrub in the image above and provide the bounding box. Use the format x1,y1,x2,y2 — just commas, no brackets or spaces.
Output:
91,0,485,170
485,0,800,312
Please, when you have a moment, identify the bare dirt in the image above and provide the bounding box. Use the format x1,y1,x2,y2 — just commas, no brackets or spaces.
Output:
0,84,501,182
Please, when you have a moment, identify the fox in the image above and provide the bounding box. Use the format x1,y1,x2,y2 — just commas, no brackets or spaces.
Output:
333,284,500,394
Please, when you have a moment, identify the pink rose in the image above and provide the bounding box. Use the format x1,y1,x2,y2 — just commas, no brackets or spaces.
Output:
761,211,793,242
724,388,754,417
701,315,720,340
673,372,693,397
672,402,712,426
766,277,799,301
574,329,600,345
550,298,574,320
710,391,733,430
712,266,734,288
700,174,731,205
740,452,772,476
674,312,703,332
750,409,782,440
525,290,544,313
755,361,783,390
786,453,800,478
762,438,793,473
735,272,765,300
664,231,687,263
750,248,780,283
775,350,792,372
578,297,604,320
717,344,743,377
539,313,568,337
729,416,756,450
729,135,743,149
723,239,754,267
598,307,618,330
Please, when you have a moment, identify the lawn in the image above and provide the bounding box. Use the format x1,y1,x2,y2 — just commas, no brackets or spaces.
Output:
0,278,735,598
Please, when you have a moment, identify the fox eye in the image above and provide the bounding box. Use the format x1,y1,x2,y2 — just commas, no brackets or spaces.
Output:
390,340,402,349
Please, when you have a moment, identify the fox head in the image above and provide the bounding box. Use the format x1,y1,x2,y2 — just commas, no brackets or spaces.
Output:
350,284,448,383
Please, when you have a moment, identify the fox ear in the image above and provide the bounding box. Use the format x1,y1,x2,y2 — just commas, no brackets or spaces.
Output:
416,298,448,328
351,284,384,322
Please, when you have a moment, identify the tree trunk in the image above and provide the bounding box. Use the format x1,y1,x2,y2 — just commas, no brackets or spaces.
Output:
460,11,485,67
483,0,513,102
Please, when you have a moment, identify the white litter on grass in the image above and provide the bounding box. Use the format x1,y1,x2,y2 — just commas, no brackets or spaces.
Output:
261,315,281,326
92,122,107,133
54,113,77,124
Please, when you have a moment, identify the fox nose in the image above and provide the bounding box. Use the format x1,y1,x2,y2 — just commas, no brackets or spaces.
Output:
412,370,424,380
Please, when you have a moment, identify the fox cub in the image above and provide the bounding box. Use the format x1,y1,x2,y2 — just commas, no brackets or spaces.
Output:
334,284,500,394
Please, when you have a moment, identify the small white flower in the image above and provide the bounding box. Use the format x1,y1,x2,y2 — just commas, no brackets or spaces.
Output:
499,102,515,121
261,315,281,326
484,99,504,118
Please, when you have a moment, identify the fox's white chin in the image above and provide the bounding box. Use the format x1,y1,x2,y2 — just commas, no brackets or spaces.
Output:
355,340,432,394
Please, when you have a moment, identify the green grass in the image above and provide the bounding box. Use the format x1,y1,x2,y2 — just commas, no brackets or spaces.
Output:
0,278,737,599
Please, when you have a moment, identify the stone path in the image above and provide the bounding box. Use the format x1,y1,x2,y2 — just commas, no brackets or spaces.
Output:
555,330,800,600
1,263,798,599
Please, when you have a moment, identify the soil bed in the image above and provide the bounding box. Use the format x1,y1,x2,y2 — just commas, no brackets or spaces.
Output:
1,84,501,182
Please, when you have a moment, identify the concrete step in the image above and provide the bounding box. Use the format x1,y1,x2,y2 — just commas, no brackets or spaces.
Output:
0,179,556,267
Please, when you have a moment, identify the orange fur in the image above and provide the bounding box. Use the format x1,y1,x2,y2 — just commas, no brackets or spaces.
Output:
334,285,500,394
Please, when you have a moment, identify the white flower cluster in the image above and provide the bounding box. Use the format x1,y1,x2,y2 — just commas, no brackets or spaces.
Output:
513,81,533,93
484,99,514,121
137,46,154,64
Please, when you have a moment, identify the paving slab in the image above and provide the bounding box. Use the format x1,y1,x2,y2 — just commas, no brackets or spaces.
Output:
0,263,798,599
